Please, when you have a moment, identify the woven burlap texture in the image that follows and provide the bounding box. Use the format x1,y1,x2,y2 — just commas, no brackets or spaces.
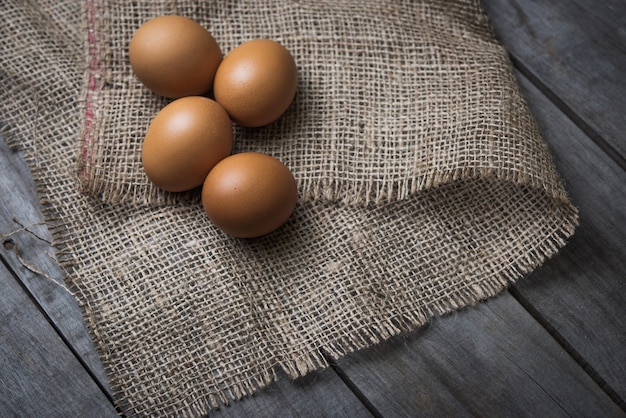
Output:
1,0,578,416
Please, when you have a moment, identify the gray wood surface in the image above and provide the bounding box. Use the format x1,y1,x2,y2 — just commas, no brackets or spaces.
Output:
336,293,623,417
482,0,626,162
0,259,118,417
0,139,112,392
1,0,625,416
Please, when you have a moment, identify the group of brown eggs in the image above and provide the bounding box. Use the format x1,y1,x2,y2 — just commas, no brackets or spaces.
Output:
129,15,299,238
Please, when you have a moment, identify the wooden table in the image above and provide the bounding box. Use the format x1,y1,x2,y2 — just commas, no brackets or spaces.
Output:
1,0,625,416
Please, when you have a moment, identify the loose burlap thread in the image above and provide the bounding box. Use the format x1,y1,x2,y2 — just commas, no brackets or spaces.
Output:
1,0,578,416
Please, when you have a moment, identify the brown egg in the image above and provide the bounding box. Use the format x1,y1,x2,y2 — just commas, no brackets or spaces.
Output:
129,15,222,99
213,39,297,127
141,96,233,192
202,152,298,238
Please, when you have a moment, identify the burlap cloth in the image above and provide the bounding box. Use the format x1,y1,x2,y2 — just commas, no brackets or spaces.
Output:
1,0,578,416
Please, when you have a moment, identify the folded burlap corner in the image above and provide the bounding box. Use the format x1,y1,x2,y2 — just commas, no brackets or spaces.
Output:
1,0,578,416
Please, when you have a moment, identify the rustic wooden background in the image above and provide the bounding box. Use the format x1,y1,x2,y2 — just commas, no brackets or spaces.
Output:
1,0,625,416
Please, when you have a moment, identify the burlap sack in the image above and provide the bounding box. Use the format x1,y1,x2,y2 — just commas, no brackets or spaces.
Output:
1,0,578,416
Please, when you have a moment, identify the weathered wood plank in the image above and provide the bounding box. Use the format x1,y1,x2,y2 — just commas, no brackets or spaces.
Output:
0,136,112,395
0,259,118,416
336,292,624,417
482,0,626,162
513,71,626,402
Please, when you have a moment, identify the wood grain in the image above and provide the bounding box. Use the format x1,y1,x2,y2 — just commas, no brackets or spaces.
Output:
482,0,626,163
0,138,112,394
0,258,118,416
335,292,624,417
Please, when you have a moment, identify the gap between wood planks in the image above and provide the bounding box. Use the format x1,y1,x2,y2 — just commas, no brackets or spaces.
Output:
321,349,385,418
0,251,125,416
509,286,626,411
509,54,626,173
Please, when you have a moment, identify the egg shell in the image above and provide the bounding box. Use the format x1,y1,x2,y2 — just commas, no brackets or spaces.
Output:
213,39,297,127
129,15,222,99
141,96,233,192
202,152,298,238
